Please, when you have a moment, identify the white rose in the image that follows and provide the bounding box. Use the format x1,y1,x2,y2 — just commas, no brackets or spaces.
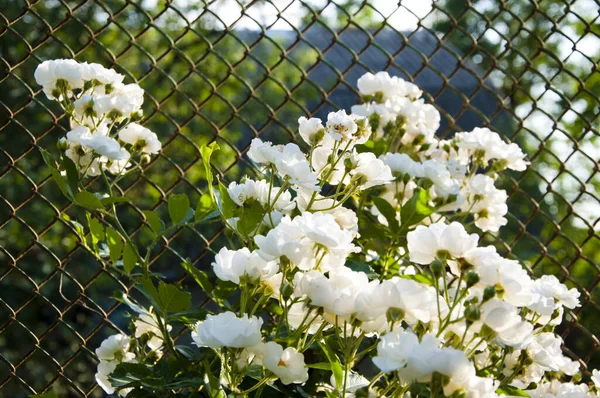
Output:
298,116,324,146
191,312,263,348
407,221,479,265
119,123,161,154
212,247,278,284
256,342,309,385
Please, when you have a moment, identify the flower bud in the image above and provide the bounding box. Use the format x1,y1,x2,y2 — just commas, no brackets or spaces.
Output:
430,260,444,277
465,271,480,288
280,282,294,300
140,154,151,166
57,137,69,151
464,306,480,324
344,156,356,171
482,286,496,302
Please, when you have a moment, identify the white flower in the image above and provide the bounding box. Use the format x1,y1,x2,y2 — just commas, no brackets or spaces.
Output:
310,145,347,184
372,330,439,379
191,312,263,349
455,127,528,171
95,334,130,361
390,97,440,145
432,348,476,396
119,123,161,154
294,267,372,318
262,272,283,297
298,116,324,146
255,342,309,385
94,83,144,117
526,380,591,398
380,152,423,177
422,160,459,198
255,213,359,271
528,275,580,315
255,216,313,270
329,206,359,237
478,298,533,349
80,62,124,86
592,369,600,388
81,134,130,161
407,221,479,265
527,333,580,376
326,110,358,141
212,247,278,284
356,276,440,324
286,302,330,334
463,376,499,398
227,179,295,212
274,143,319,190
247,138,284,165
356,71,422,101
35,59,84,99
465,246,536,307
350,152,394,190
463,174,508,232
134,310,172,351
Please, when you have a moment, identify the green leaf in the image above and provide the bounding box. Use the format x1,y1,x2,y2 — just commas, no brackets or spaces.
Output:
139,279,162,310
74,191,104,210
373,197,399,232
39,147,57,169
195,192,214,222
109,362,155,388
180,259,213,294
49,167,73,199
143,210,164,235
218,181,237,219
318,340,344,390
105,227,123,264
399,188,435,232
213,280,237,302
29,393,58,398
200,142,220,187
400,273,434,286
100,196,130,206
60,156,79,194
87,215,104,248
496,386,530,397
168,308,209,324
346,259,379,279
122,242,138,274
158,282,191,313
168,193,190,225
138,280,190,314
237,200,265,235
306,362,332,370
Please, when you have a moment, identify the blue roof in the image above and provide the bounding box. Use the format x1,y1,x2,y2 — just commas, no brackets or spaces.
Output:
236,27,505,136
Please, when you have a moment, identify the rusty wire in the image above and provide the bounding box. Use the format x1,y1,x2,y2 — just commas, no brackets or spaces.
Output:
0,0,599,396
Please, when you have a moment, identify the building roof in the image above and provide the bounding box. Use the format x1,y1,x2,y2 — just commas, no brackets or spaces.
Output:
237,27,504,134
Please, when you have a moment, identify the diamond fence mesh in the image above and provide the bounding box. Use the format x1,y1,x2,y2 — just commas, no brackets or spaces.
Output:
0,0,599,396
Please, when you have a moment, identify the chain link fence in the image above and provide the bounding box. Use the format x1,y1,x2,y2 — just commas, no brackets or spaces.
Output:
0,0,598,396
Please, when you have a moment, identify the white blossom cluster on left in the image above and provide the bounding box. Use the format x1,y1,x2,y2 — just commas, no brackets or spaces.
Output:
35,59,161,177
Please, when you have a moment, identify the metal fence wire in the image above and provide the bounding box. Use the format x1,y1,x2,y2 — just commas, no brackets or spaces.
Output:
1,0,599,396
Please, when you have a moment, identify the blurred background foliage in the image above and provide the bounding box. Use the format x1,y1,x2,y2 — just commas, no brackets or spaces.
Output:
0,0,598,396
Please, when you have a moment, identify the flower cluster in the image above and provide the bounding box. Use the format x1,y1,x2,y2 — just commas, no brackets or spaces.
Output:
41,63,594,397
35,59,161,177
95,309,170,396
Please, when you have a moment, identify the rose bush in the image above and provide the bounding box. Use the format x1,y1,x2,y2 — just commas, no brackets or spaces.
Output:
35,62,598,397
